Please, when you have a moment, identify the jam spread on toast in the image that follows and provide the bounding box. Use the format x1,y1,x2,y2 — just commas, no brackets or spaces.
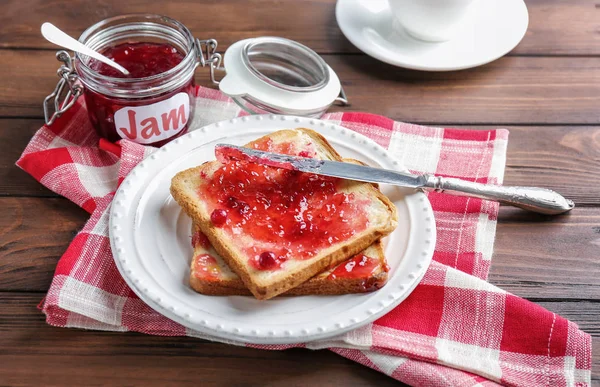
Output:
215,144,299,171
89,42,184,78
327,254,383,280
193,254,221,281
191,231,221,281
191,230,211,249
200,138,370,271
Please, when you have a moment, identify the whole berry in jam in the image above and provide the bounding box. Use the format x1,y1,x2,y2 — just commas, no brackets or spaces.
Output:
210,209,228,227
258,251,279,270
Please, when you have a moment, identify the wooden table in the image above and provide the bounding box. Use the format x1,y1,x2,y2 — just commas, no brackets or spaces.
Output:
1,1,598,385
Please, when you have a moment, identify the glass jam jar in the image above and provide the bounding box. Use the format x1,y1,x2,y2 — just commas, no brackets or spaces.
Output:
46,14,202,147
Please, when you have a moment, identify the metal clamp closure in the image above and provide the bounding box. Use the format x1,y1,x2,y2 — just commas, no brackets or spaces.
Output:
43,50,83,126
335,86,349,106
196,38,224,85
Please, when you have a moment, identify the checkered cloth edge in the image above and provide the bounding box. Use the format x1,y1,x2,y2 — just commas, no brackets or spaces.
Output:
17,86,591,387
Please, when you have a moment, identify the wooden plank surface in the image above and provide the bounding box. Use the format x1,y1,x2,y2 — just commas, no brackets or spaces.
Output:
0,198,87,292
0,296,399,387
0,296,397,387
0,293,597,383
2,197,599,301
0,119,56,197
2,0,599,55
501,126,600,207
490,207,600,299
3,49,600,123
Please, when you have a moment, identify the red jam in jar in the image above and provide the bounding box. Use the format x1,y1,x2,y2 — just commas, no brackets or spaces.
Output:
75,15,199,147
89,43,184,78
198,138,371,271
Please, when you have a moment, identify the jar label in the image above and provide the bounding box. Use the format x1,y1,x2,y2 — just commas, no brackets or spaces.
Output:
114,93,190,144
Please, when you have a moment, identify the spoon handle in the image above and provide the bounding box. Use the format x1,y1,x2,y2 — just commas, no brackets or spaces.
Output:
41,22,130,76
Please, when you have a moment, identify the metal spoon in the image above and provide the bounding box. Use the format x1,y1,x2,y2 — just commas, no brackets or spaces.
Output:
41,22,130,76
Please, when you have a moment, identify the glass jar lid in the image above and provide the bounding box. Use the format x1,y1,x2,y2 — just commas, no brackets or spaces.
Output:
215,37,346,116
242,37,329,93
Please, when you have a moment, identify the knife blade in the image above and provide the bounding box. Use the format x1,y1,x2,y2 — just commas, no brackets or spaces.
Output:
214,144,428,188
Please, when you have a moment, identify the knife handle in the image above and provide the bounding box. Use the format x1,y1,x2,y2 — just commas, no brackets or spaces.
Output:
423,175,574,215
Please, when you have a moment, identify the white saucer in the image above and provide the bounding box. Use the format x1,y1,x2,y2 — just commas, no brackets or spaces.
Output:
335,0,529,71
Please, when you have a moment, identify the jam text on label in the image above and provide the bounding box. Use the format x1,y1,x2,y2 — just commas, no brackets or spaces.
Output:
114,92,190,145
119,104,186,140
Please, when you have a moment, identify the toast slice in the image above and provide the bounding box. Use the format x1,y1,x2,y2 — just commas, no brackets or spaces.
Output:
171,128,398,299
189,223,389,296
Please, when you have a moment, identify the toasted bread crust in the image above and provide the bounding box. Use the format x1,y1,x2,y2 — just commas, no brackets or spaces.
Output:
171,128,398,300
190,271,388,296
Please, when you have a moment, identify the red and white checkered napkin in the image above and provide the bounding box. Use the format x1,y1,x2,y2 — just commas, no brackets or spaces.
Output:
17,87,591,386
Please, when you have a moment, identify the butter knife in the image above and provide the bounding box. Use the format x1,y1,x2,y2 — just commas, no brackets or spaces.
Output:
215,144,574,215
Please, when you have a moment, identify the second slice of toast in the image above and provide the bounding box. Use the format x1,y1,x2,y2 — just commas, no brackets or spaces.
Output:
171,128,398,299
189,223,389,296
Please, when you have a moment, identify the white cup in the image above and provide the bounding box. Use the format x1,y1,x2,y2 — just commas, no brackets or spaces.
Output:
388,0,478,42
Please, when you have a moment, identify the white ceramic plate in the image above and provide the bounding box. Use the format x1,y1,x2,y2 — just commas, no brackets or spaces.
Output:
335,0,529,71
109,115,435,344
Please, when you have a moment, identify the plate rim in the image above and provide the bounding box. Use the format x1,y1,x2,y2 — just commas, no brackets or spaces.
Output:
335,0,529,71
109,114,436,344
